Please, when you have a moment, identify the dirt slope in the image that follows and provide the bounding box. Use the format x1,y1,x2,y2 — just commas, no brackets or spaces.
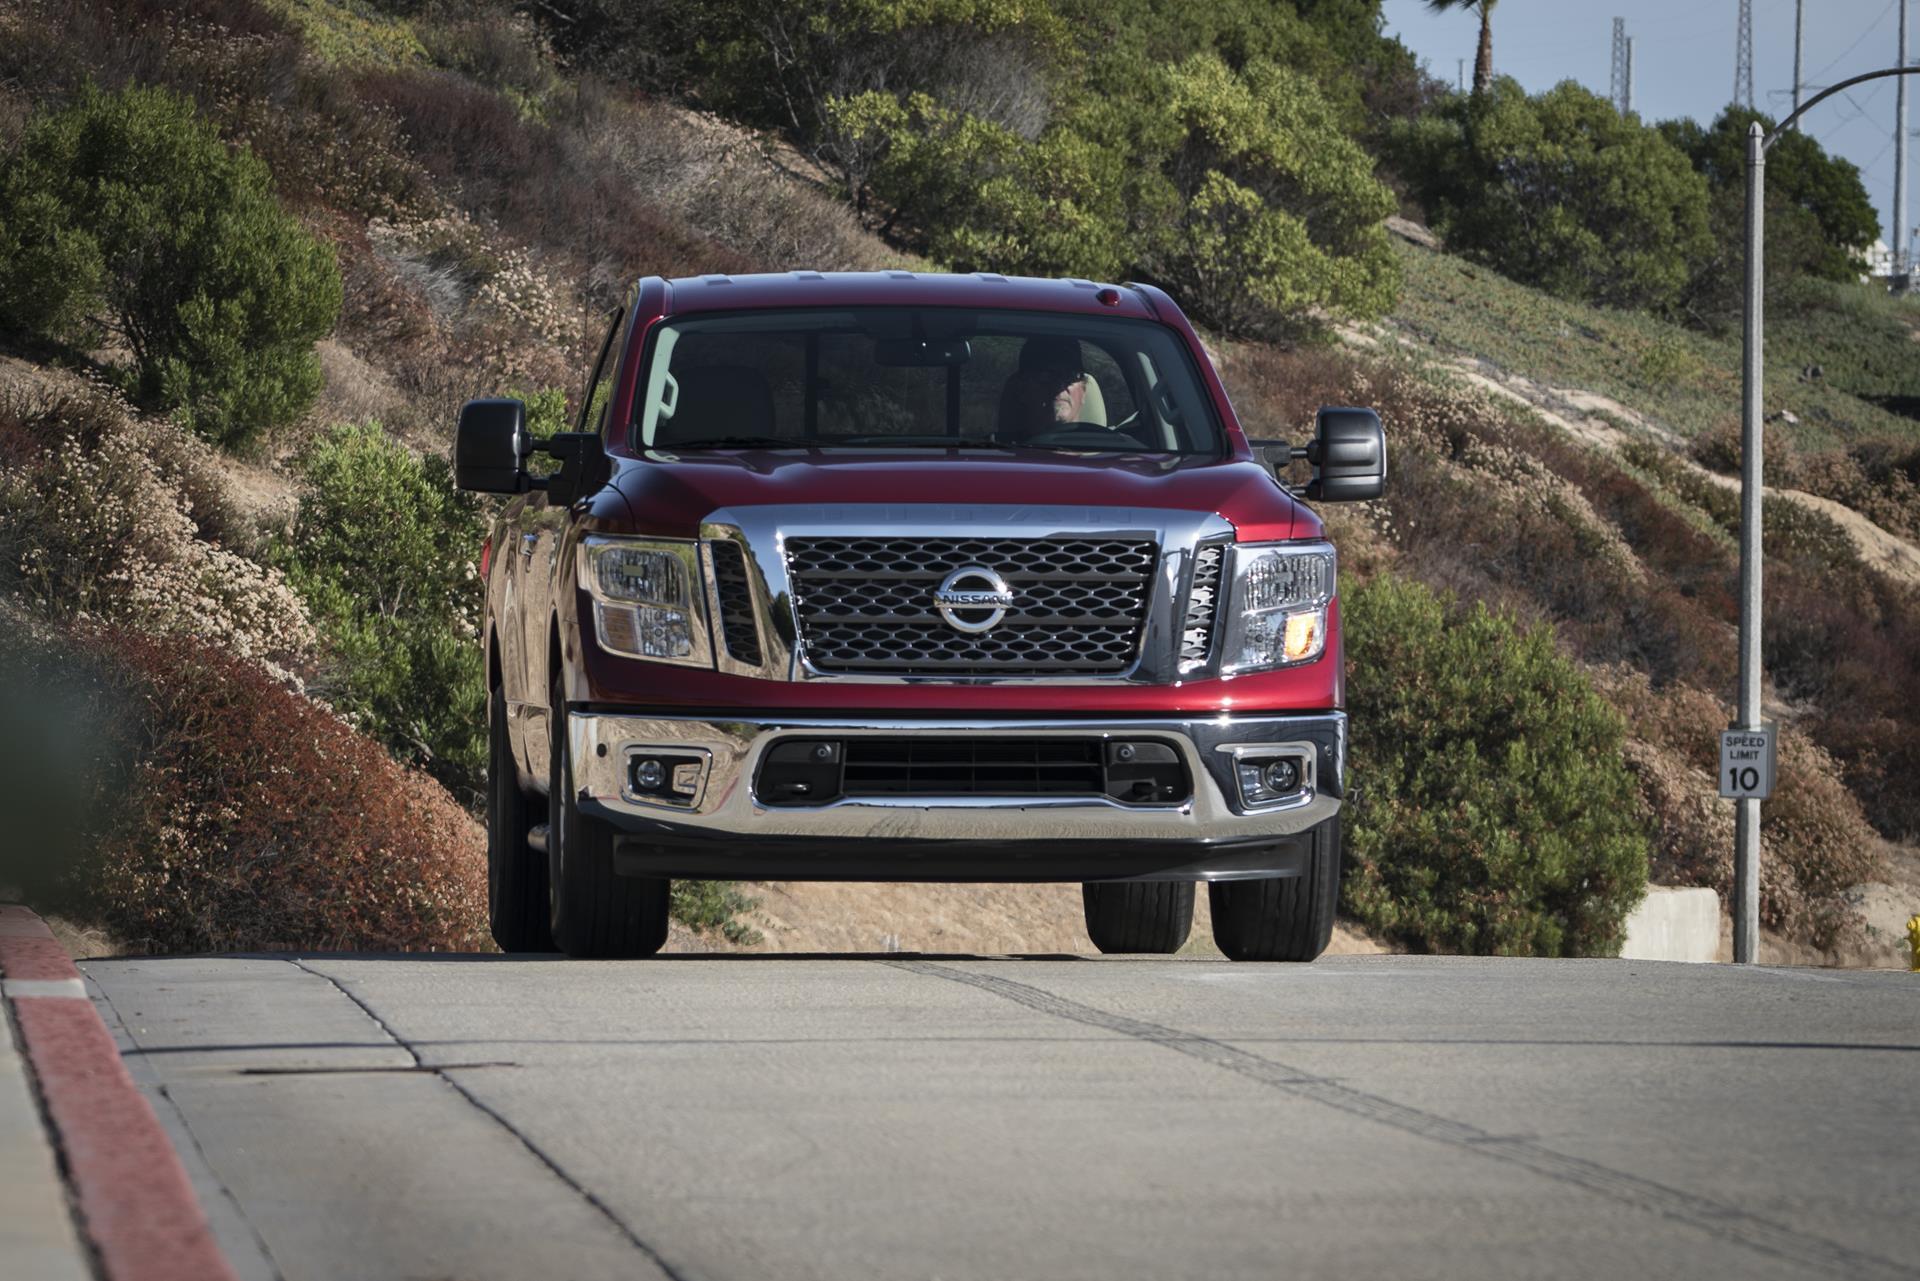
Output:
666,882,1390,958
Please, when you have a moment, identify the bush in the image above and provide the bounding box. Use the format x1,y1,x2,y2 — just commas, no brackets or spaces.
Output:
41,623,488,953
276,422,486,801
0,382,314,666
0,84,342,446
1341,575,1651,955
1391,79,1712,313
671,881,762,946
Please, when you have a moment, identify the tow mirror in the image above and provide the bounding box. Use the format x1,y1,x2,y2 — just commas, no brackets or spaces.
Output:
1246,406,1386,503
1305,406,1386,502
454,398,529,493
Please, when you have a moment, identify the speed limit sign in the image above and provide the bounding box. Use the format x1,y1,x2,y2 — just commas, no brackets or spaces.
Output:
1719,727,1776,800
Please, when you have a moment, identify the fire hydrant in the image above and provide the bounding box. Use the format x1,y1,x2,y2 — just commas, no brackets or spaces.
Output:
1908,915,1920,972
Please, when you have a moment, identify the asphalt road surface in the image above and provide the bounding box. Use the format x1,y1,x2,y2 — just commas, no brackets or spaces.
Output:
82,953,1918,1281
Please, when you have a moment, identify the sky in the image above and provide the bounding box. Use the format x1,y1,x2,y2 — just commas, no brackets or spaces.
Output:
1382,0,1917,249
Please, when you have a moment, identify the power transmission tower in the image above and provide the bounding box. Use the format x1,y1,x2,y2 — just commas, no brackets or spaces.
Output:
1458,58,1467,93
1735,0,1755,111
1627,37,1636,115
1611,18,1631,114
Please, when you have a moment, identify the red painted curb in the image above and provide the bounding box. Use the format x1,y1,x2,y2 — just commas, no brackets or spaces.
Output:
1,907,240,1281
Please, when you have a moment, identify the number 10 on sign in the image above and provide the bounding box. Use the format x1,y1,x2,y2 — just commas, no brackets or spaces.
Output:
1719,727,1775,800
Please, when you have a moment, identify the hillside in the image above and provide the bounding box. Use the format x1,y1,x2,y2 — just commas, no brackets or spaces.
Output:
0,0,1913,964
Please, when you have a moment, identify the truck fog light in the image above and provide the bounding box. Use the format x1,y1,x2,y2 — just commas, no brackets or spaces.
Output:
1235,753,1308,807
624,749,709,807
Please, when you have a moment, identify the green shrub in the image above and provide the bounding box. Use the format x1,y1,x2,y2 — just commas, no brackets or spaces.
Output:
276,422,486,801
0,84,341,446
1341,575,1652,955
1391,79,1712,313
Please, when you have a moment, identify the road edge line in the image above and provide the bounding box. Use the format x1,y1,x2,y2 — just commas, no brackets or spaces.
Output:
0,905,240,1281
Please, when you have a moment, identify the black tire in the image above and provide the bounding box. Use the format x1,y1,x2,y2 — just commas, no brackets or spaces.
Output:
1208,815,1342,962
488,683,554,953
1082,881,1195,954
547,673,670,958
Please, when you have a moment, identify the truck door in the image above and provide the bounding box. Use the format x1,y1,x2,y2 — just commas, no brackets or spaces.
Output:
522,307,626,785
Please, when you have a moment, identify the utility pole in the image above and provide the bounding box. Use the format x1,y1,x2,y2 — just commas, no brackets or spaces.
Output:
1736,0,1755,111
1899,1,1911,279
1458,58,1467,94
1792,0,1806,127
1627,37,1636,116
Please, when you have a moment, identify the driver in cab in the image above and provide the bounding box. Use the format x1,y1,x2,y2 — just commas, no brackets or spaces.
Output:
999,337,1106,442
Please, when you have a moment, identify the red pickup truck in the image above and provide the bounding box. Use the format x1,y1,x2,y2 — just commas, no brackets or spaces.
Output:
455,272,1384,960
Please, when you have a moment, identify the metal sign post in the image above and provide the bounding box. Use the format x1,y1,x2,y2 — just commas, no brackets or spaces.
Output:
1736,123,1765,965
1735,65,1920,963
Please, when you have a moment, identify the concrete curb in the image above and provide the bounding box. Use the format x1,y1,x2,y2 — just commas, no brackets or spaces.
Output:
0,906,239,1281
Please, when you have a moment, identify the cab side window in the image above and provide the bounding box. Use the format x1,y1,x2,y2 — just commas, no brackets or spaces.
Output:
580,307,624,439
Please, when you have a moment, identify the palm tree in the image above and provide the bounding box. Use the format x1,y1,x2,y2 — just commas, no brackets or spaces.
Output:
1428,0,1497,97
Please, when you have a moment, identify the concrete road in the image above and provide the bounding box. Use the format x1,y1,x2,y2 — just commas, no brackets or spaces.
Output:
82,954,1918,1281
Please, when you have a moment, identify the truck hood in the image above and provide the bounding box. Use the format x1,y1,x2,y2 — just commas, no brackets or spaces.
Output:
604,449,1312,542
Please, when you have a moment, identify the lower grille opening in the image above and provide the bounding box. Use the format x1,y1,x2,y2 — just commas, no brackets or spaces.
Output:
757,737,1190,807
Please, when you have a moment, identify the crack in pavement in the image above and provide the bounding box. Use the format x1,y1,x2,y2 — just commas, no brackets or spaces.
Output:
284,959,689,1281
885,959,1905,1281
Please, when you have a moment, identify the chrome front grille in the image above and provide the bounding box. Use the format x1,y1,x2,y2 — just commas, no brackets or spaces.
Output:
786,536,1157,676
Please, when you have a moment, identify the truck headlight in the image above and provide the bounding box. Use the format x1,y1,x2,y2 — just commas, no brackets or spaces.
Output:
577,537,713,667
1219,542,1335,675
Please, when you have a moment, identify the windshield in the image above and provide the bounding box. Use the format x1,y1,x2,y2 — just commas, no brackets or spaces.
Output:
634,307,1222,455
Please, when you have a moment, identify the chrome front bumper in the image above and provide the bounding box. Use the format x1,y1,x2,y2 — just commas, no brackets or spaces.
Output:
568,711,1345,882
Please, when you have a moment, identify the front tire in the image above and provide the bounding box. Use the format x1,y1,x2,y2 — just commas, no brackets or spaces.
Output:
1082,881,1195,954
487,683,554,953
547,674,671,958
1208,815,1342,962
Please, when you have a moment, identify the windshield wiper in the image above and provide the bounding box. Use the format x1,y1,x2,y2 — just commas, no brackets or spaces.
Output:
663,435,807,450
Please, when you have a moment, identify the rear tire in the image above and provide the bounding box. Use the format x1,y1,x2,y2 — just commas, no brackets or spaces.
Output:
1208,816,1342,962
1082,881,1195,954
547,674,670,958
487,684,553,952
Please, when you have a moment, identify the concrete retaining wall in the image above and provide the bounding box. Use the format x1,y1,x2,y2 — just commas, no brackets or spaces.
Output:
1620,886,1722,963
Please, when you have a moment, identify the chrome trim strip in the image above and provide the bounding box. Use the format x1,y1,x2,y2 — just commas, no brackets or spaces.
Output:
569,711,1345,844
701,534,769,679
697,504,1236,686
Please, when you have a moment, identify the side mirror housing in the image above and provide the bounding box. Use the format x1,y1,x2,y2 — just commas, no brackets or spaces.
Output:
454,398,529,493
1305,406,1386,502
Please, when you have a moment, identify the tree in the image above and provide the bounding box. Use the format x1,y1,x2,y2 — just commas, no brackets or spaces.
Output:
1391,79,1713,312
1426,0,1497,97
1660,108,1880,329
0,84,340,447
832,53,1399,339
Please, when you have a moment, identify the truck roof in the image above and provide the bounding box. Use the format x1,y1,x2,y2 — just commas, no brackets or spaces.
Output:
657,270,1163,321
